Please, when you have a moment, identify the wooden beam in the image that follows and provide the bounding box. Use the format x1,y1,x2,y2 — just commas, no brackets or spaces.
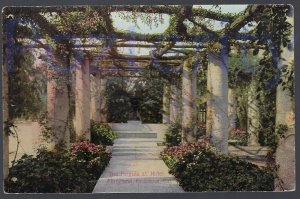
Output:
224,5,260,35
3,6,236,22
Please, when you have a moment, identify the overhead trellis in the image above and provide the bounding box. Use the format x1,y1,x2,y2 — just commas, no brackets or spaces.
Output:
3,5,292,76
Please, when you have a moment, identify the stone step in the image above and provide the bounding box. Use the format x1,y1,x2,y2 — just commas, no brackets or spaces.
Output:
228,146,269,156
113,148,162,153
229,150,268,156
115,131,157,138
112,122,151,131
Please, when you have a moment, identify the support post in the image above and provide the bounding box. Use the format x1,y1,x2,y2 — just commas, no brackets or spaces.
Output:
169,82,180,124
162,82,170,124
206,61,213,140
3,48,9,179
207,51,229,153
47,64,70,149
75,54,91,140
228,88,237,130
99,77,107,123
275,11,295,191
181,58,197,142
247,77,260,146
90,73,101,122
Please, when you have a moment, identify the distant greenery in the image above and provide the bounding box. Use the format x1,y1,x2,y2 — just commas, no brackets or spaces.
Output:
106,77,132,123
133,72,164,123
106,75,163,123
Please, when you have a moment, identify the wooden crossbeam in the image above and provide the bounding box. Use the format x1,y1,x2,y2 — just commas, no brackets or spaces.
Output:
3,6,236,22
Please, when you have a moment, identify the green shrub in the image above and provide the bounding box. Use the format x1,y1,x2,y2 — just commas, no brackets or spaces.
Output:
91,122,117,146
5,142,112,193
164,122,182,147
160,152,177,169
168,146,275,191
5,150,95,193
196,123,206,139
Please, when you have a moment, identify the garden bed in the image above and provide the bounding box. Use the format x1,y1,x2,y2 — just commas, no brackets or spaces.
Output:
5,123,117,193
161,142,275,191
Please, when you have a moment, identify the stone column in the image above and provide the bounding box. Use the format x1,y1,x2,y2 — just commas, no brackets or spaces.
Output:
75,55,91,140
206,63,213,140
192,60,198,131
181,59,197,142
169,82,180,124
208,51,229,153
47,65,70,149
90,73,101,122
3,48,9,179
228,88,237,129
275,11,295,191
162,83,170,124
247,77,260,146
99,77,107,123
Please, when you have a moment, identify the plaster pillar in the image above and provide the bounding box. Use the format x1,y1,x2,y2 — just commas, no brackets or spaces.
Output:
99,77,107,123
162,83,170,124
208,51,229,153
228,88,237,130
169,83,180,124
90,73,101,122
3,48,9,179
275,11,295,191
247,77,260,146
47,65,70,149
206,62,213,140
181,59,197,142
75,55,91,140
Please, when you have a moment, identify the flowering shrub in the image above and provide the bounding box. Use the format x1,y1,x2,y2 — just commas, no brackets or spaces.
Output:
71,140,101,161
5,141,112,193
169,147,275,191
71,141,111,176
5,150,96,193
162,141,208,160
229,128,249,146
161,141,275,191
160,141,208,169
91,122,117,146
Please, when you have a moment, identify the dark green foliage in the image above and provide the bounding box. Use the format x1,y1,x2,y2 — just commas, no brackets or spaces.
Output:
164,122,182,147
106,74,163,123
5,147,111,193
255,58,277,148
162,146,275,191
106,77,133,123
275,124,288,139
91,122,117,146
228,51,254,89
9,47,44,119
133,74,163,123
252,5,293,150
278,60,294,98
228,52,256,129
195,123,206,139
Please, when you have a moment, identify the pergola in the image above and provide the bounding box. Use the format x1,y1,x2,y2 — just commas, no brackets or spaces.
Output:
3,5,294,186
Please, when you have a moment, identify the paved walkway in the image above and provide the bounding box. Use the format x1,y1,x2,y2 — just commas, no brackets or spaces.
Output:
92,138,184,193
